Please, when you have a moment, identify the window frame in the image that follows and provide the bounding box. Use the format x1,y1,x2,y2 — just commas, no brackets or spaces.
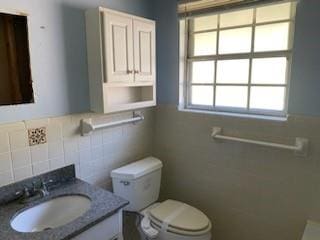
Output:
179,1,297,118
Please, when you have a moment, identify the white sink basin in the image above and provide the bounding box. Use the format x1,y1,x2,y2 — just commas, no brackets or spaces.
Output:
11,195,91,232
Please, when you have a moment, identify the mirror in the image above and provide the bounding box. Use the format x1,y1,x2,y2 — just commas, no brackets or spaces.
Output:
0,12,34,106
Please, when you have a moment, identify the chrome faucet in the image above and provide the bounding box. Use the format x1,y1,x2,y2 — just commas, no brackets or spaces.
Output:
32,179,54,197
14,179,54,203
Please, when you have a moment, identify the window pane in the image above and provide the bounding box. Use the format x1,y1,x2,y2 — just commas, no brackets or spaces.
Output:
220,9,253,28
256,2,292,23
219,27,252,54
216,86,248,108
191,86,213,106
193,15,218,32
255,23,290,52
217,59,249,84
192,61,215,83
252,58,287,84
193,32,217,56
250,87,285,111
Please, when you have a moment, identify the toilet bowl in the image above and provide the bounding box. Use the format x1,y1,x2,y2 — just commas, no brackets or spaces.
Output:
140,200,211,240
111,157,212,240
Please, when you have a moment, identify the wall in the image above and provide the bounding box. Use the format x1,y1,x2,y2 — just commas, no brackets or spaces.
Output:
0,109,154,188
153,0,320,240
0,0,153,123
288,0,320,115
155,106,320,240
153,0,179,105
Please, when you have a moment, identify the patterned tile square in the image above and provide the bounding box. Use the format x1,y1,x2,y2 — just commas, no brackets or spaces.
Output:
28,127,47,146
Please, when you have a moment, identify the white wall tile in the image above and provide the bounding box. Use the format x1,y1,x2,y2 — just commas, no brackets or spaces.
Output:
63,137,78,154
65,151,80,165
50,116,72,126
0,153,12,173
90,131,103,147
112,126,123,141
32,161,50,175
71,113,91,125
102,128,113,144
49,156,65,170
0,132,10,154
31,144,49,163
13,166,33,181
0,171,13,187
11,148,31,169
75,164,81,177
0,122,25,133
92,158,105,172
25,118,49,129
9,130,28,150
92,146,103,161
63,122,79,138
80,162,94,178
78,136,91,150
47,123,62,142
79,149,92,165
103,142,117,158
48,141,64,159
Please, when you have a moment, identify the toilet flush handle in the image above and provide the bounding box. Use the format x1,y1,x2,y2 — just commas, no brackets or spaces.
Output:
120,180,130,186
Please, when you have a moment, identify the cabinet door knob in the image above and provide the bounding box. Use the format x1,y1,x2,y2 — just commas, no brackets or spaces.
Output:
127,70,133,74
134,70,139,74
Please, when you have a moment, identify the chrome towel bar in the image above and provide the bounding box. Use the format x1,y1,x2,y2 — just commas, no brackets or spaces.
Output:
211,127,308,156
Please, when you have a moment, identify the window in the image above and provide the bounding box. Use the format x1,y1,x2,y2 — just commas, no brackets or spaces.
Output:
179,1,296,117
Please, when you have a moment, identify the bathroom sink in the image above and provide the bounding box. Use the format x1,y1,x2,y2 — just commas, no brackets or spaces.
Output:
10,195,91,233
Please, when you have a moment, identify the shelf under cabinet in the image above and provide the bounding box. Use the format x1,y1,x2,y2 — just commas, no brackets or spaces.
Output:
103,85,156,113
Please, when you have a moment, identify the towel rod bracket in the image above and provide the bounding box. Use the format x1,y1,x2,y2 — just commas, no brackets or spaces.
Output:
295,137,308,156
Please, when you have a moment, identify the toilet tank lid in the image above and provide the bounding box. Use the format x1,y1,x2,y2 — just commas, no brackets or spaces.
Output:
111,157,163,180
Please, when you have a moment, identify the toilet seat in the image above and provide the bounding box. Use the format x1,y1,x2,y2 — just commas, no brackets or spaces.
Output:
142,200,211,237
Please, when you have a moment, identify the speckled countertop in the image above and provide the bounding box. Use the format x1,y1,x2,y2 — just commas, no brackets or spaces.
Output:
0,166,128,240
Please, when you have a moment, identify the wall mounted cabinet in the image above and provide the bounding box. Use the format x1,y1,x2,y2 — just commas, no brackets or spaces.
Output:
85,7,156,113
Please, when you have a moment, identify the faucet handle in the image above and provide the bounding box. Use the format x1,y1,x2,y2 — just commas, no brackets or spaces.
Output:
43,179,54,184
42,179,54,191
15,186,32,199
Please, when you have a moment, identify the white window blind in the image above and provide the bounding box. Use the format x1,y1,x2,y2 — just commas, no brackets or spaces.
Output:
178,0,288,15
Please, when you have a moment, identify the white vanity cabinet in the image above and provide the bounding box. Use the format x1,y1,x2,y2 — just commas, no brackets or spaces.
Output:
85,7,156,114
72,210,123,240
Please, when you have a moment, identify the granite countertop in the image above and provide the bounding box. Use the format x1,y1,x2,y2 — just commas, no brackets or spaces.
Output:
0,166,128,240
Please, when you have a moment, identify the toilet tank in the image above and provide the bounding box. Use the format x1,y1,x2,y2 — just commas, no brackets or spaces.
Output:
111,157,162,212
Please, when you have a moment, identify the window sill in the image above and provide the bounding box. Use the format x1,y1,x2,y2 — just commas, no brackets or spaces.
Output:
177,106,288,122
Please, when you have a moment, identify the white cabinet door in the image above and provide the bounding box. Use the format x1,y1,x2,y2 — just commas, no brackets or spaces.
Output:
133,20,155,82
103,12,134,83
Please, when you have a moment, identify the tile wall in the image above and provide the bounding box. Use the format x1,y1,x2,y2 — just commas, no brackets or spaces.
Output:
155,104,320,240
0,109,154,189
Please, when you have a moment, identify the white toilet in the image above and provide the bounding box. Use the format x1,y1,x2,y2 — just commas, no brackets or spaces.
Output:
111,157,212,240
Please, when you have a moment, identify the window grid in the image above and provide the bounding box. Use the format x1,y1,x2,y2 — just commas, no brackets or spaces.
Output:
186,3,295,116
246,8,257,111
